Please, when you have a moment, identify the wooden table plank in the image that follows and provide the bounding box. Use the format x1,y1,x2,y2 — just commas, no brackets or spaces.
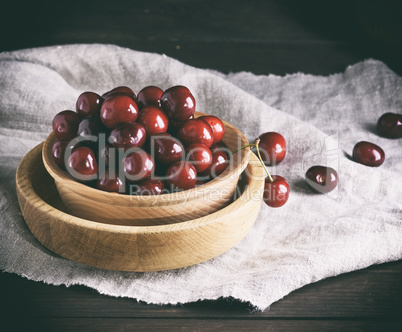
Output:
2,260,402,319
9,317,402,332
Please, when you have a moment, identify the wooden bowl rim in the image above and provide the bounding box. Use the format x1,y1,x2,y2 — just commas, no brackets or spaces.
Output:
42,111,251,205
17,143,263,235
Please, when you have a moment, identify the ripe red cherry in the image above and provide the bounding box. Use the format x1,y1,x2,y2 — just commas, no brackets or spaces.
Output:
52,110,81,140
123,150,154,182
52,139,70,168
198,115,225,143
76,92,103,117
305,165,338,194
137,86,163,109
376,112,402,138
166,161,197,191
96,172,124,193
352,141,385,167
102,86,136,101
137,105,169,136
109,122,146,150
198,149,229,180
185,143,212,172
99,143,117,170
67,146,98,182
177,119,214,148
161,85,196,122
100,95,139,128
263,175,290,208
210,141,230,155
130,178,166,195
151,133,184,165
258,132,286,166
167,115,194,136
77,116,108,137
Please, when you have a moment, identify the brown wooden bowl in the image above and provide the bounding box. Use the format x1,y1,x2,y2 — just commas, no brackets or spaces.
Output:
42,112,251,226
16,142,264,272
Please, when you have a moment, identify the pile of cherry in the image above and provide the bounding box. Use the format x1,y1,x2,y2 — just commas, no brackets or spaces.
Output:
52,85,228,195
51,84,402,208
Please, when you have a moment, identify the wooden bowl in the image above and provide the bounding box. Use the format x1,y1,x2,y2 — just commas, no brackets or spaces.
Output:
16,143,264,271
42,112,251,226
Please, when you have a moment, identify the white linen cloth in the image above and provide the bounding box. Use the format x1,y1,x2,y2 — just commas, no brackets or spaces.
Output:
0,44,401,311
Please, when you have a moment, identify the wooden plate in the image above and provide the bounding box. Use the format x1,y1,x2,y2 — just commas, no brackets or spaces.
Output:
16,143,264,272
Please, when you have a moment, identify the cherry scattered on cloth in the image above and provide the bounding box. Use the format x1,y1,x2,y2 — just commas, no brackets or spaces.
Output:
352,141,385,167
376,112,402,139
263,175,290,208
305,165,338,194
257,132,286,166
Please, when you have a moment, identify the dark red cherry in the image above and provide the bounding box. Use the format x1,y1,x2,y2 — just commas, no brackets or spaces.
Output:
76,91,103,117
198,149,229,180
352,141,385,167
137,86,163,109
177,119,214,148
161,85,196,122
130,178,166,195
195,178,207,187
258,132,286,166
263,175,289,208
210,141,230,155
52,110,80,140
98,143,117,171
198,115,225,143
167,114,194,136
67,146,98,182
151,133,184,165
52,139,70,168
166,161,197,191
376,112,402,138
123,150,154,182
102,86,136,101
185,143,212,172
100,95,139,128
96,172,124,193
305,165,338,194
77,116,108,137
137,105,169,136
109,122,146,150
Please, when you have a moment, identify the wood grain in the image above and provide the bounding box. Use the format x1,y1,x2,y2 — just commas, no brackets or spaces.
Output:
16,142,264,271
42,112,251,225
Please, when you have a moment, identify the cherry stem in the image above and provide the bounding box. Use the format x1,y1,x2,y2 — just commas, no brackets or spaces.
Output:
231,142,256,155
254,138,274,183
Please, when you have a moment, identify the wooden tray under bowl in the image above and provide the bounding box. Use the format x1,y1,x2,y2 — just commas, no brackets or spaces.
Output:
16,143,264,272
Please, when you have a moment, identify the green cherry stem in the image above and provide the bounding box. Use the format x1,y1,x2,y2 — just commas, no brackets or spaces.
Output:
254,138,274,183
231,142,256,155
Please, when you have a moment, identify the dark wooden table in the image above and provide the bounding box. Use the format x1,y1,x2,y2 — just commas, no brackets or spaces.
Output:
1,1,402,330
